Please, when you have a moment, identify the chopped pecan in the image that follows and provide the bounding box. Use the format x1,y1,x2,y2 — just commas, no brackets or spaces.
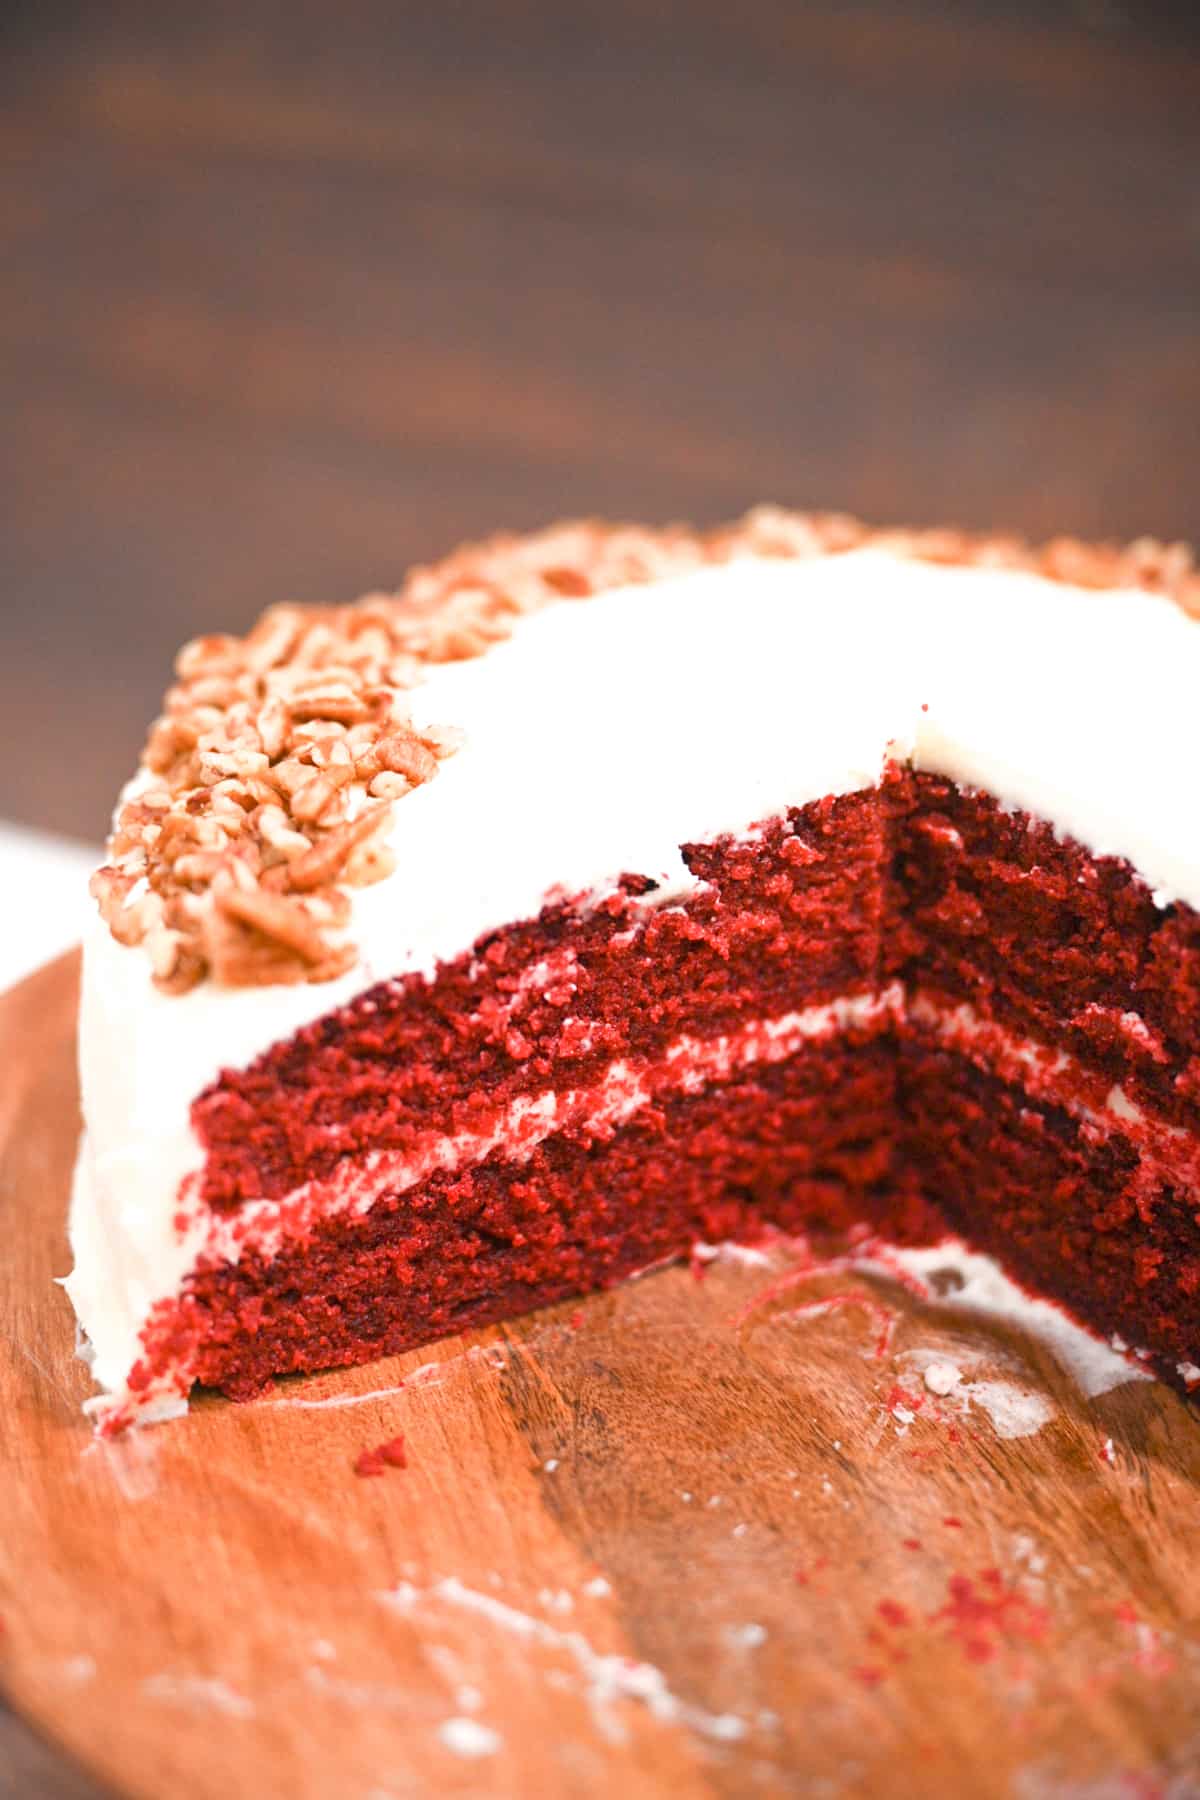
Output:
215,888,330,964
376,731,439,784
286,803,393,893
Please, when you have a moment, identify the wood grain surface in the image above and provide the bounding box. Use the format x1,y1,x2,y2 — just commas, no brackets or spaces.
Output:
2,1,1200,845
3,954,1200,1799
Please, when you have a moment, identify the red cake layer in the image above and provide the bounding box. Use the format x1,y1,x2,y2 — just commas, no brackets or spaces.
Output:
147,1038,929,1401
139,1010,1200,1406
900,1039,1200,1383
132,775,1200,1415
195,777,1200,1207
888,769,1200,1134
194,791,887,1209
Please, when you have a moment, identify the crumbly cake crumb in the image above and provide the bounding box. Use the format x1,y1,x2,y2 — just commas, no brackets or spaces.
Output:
353,1434,407,1477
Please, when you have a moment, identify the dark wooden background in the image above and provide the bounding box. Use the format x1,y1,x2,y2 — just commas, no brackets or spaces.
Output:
2,3,1199,1793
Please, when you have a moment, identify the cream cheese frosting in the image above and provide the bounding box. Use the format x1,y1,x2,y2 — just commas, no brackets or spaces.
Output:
66,547,1200,1419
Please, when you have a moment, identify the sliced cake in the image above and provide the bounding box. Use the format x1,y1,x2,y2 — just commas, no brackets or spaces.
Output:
67,509,1200,1430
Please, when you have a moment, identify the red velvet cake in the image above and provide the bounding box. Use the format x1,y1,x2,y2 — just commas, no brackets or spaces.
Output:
67,509,1200,1430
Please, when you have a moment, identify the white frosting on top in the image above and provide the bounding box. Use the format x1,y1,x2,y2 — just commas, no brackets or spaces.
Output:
67,548,1200,1412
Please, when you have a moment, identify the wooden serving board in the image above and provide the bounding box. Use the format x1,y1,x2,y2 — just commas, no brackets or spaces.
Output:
3,955,1200,1800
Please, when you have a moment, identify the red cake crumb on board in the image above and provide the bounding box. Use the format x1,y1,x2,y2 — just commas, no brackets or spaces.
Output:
794,1557,829,1588
353,1435,408,1478
886,1384,925,1415
1113,1603,1176,1678
932,1570,1050,1665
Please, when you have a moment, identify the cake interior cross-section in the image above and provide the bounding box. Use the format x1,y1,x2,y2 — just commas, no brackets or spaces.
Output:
66,511,1200,1431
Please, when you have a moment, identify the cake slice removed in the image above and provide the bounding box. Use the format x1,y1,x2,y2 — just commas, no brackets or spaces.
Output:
67,510,1200,1430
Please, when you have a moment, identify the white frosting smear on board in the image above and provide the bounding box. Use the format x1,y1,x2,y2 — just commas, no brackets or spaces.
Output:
901,1350,1052,1438
381,1577,746,1746
866,1242,1152,1398
437,1717,501,1759
959,1381,1056,1440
